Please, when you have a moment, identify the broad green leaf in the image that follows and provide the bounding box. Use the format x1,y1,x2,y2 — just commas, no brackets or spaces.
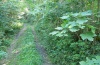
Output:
61,20,69,28
68,22,78,29
50,31,59,35
61,30,66,33
78,25,85,29
87,25,96,33
63,34,68,36
80,32,96,41
86,57,91,62
86,57,94,65
95,56,100,60
65,24,69,28
76,19,88,24
60,15,69,19
61,23,66,28
69,27,79,32
80,56,100,65
55,27,63,30
56,33,63,37
81,10,92,16
91,28,96,34
79,61,86,65
94,56,100,64
72,13,79,17
56,33,68,37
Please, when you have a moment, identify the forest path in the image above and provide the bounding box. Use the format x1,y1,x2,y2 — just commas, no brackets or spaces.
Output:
32,26,53,65
1,24,27,65
1,24,53,65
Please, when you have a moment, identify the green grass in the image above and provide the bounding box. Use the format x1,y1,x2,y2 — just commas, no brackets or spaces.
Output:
8,26,42,65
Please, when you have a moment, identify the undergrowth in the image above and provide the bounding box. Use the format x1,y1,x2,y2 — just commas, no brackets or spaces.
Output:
34,0,100,65
8,26,42,65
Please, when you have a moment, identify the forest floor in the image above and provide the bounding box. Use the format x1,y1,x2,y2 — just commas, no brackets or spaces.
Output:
1,24,52,65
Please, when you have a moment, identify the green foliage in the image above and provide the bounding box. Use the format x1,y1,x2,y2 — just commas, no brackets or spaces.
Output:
11,21,23,29
8,26,42,65
80,32,96,41
48,9,100,65
79,56,100,65
0,51,7,60
31,0,100,65
0,0,24,60
50,10,97,41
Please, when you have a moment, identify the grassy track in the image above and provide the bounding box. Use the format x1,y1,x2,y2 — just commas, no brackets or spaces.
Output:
8,26,42,65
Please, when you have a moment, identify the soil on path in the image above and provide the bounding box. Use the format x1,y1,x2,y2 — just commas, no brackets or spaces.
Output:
32,27,53,65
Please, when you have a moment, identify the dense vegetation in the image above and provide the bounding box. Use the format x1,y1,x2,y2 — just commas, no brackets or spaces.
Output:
0,0,100,65
34,0,100,65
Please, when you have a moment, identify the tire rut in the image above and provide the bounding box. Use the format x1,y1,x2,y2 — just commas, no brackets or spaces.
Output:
32,27,53,65
1,24,27,65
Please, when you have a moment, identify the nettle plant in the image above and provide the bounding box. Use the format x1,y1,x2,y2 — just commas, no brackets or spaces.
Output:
50,10,96,42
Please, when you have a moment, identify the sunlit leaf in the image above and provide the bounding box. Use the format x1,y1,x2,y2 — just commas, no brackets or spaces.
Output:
55,27,63,30
81,10,92,16
56,33,63,37
49,31,59,35
60,16,69,19
68,21,78,29
69,27,79,32
79,61,87,65
76,19,88,24
78,25,85,29
72,13,79,17
80,32,96,41
61,30,66,33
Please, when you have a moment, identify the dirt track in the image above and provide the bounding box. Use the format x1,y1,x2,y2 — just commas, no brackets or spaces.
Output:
1,24,53,65
1,24,27,65
32,27,53,65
